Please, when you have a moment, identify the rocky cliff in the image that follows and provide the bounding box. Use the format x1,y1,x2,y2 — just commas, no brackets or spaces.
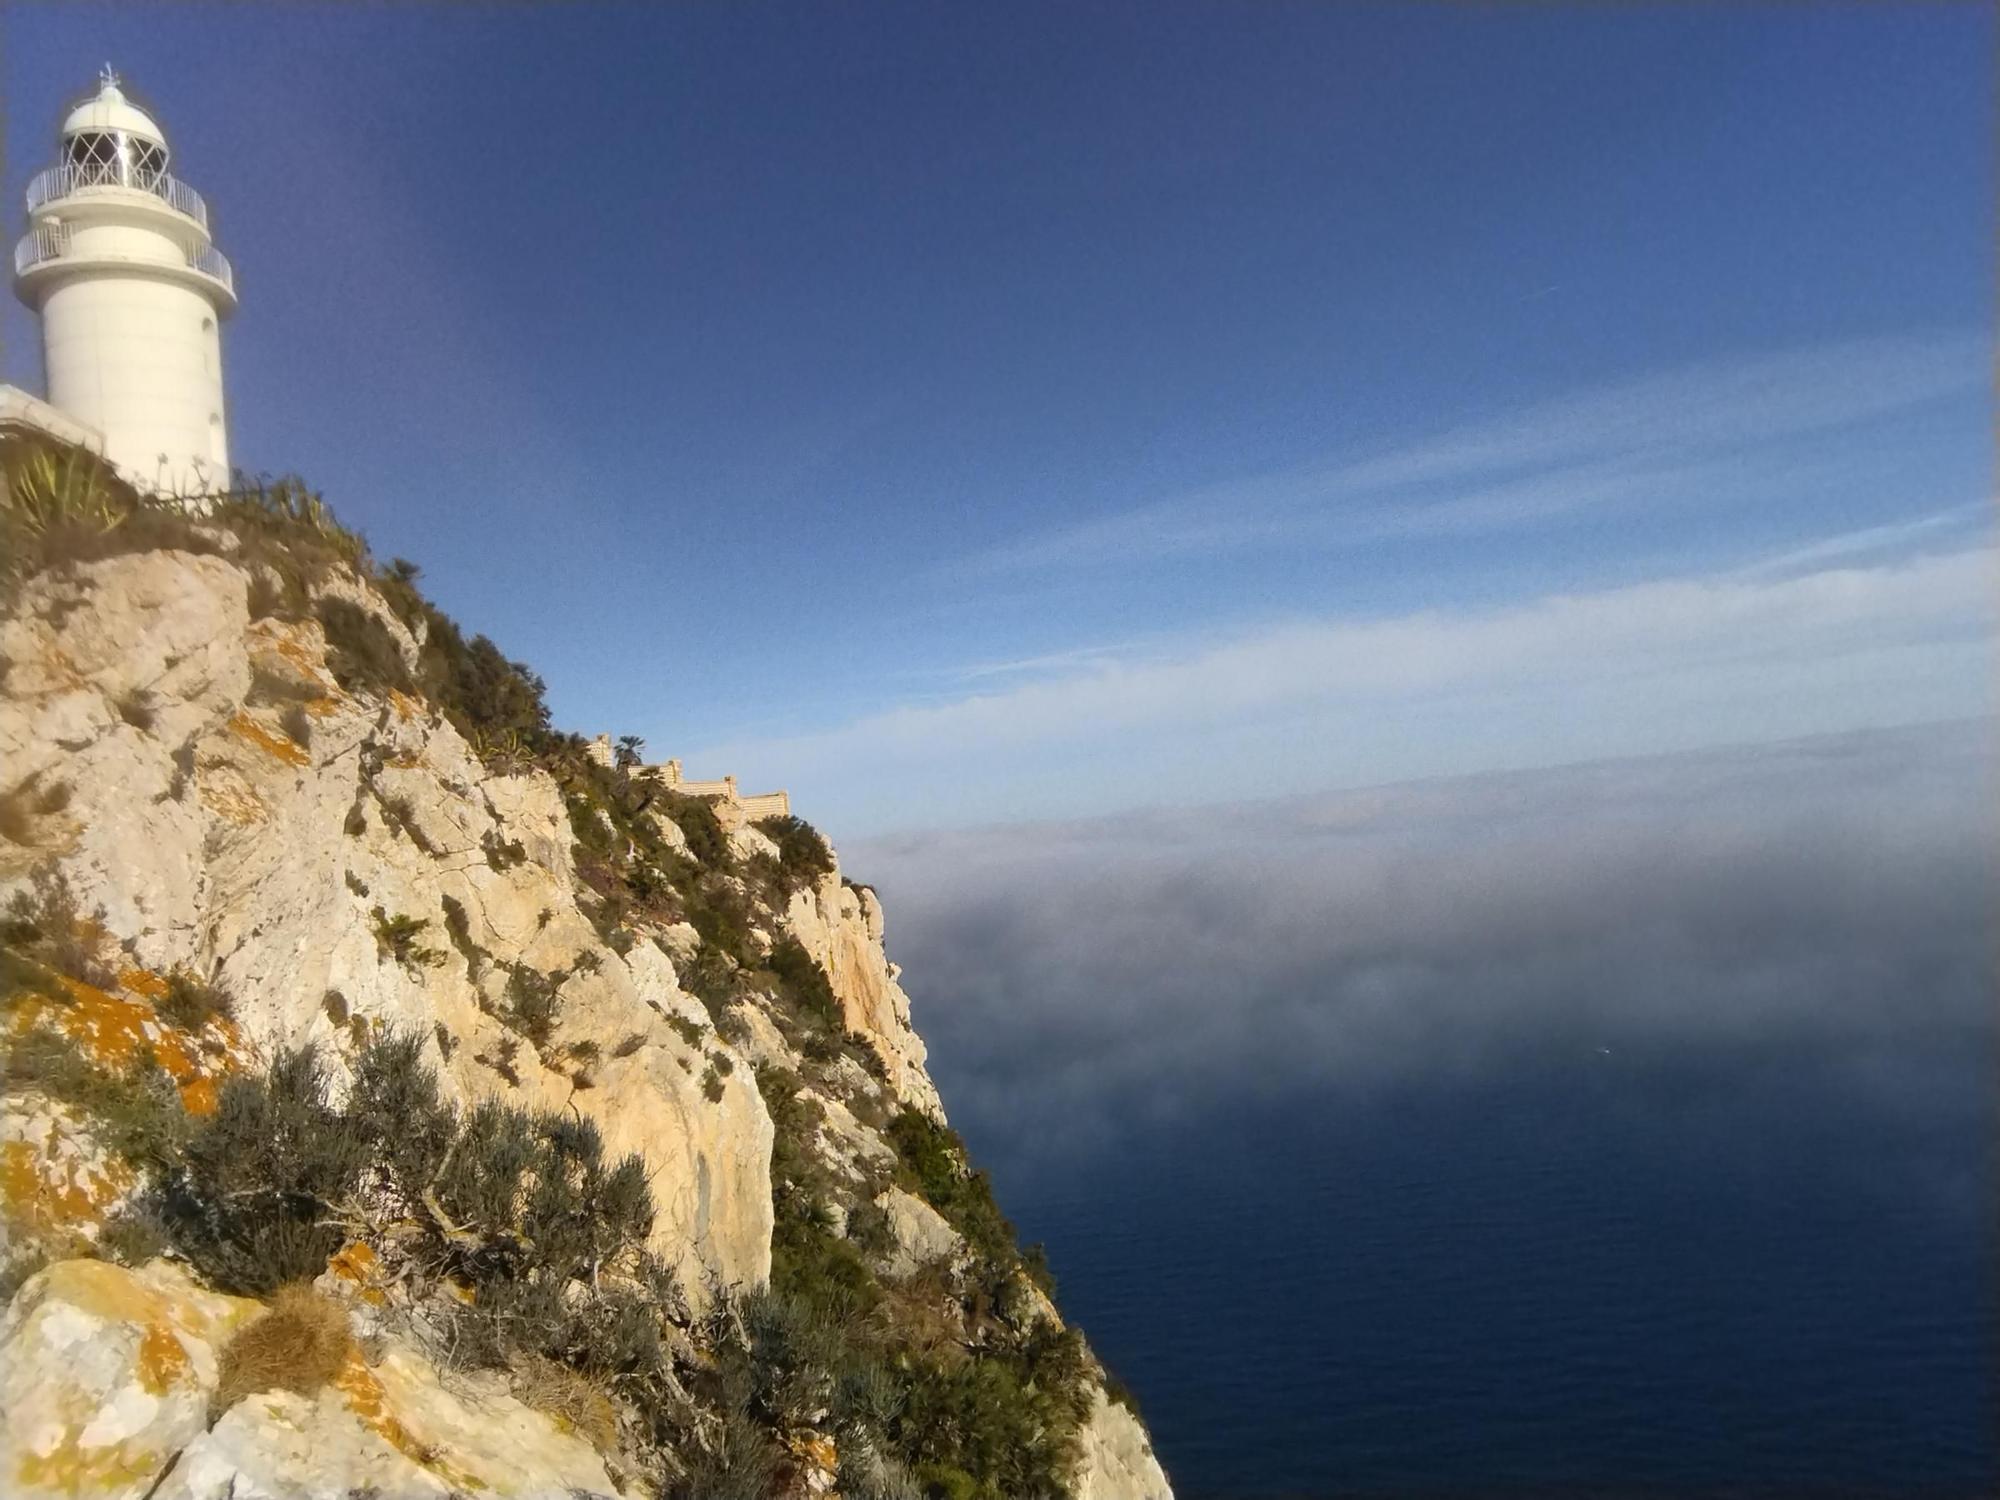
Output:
0,454,1171,1500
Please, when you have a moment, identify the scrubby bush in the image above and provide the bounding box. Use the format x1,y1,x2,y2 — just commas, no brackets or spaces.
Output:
887,1107,1024,1278
754,814,835,897
212,1283,355,1418
501,961,564,1045
157,969,235,1030
317,597,412,696
767,935,840,1032
371,907,445,972
134,1034,680,1427
1,1028,188,1166
658,791,726,868
158,1046,369,1292
2,863,117,986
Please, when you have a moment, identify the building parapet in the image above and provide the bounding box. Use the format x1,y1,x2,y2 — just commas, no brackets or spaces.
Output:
0,383,107,455
583,735,789,820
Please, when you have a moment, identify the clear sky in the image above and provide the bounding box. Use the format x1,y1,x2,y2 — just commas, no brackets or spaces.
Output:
4,4,1991,839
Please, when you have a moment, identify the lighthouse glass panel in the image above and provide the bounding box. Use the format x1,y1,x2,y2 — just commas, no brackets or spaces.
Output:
67,131,119,175
130,140,166,187
63,131,166,189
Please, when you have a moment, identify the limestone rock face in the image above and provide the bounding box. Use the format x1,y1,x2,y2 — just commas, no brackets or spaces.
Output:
0,550,771,1294
1072,1388,1176,1500
0,1258,632,1500
785,874,943,1118
874,1185,964,1279
0,545,1176,1500
0,1258,258,1500
0,1094,136,1268
154,1344,633,1500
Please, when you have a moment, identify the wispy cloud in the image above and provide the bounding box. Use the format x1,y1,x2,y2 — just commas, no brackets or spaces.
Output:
966,331,1988,571
1731,501,1992,578
696,532,1997,833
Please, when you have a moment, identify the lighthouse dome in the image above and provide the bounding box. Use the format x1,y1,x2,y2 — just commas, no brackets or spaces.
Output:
61,72,166,145
57,70,170,185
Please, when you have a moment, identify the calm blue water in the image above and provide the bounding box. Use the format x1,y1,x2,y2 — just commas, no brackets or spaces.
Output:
877,727,1999,1498
995,1041,1995,1498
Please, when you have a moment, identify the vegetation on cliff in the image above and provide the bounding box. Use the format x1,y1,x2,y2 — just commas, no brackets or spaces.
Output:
0,432,1125,1499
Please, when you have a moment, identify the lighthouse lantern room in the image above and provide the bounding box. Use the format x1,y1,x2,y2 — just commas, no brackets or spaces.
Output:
11,67,237,495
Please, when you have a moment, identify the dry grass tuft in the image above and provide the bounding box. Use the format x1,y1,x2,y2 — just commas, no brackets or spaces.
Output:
212,1283,355,1420
512,1353,619,1454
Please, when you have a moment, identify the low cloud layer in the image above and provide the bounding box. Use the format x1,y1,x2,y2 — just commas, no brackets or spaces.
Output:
849,721,1996,1173
698,534,1995,833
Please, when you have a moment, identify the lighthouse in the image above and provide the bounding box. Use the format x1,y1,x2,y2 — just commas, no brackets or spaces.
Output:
10,68,236,495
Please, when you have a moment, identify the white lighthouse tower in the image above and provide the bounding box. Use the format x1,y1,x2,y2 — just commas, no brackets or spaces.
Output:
10,68,236,495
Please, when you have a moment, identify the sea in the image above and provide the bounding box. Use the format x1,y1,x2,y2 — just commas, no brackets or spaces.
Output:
993,1053,1994,1498
864,724,1998,1500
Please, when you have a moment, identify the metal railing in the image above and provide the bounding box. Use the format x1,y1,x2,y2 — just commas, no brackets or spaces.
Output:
26,162,210,231
187,243,234,295
13,221,70,276
12,219,235,297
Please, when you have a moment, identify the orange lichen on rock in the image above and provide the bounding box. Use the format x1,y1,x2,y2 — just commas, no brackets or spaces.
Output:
0,1134,135,1236
10,973,243,1115
387,689,424,721
227,710,311,768
136,1320,194,1395
327,1240,377,1281
119,967,169,999
199,771,268,828
5,1261,263,1497
327,1240,390,1307
14,1436,169,1496
305,694,342,718
246,620,340,693
334,1355,486,1491
387,751,426,770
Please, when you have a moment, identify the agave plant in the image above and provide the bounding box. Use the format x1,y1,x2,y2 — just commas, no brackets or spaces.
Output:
469,726,536,777
1,441,131,540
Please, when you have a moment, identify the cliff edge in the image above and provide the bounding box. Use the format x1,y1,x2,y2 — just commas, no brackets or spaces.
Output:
0,448,1171,1500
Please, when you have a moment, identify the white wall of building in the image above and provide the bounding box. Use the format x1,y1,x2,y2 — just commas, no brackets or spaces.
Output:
40,270,226,493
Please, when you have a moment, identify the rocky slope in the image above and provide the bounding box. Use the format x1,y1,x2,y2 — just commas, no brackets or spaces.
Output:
0,463,1172,1500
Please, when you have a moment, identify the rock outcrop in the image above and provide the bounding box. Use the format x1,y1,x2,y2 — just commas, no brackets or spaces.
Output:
0,511,1171,1499
0,1257,632,1500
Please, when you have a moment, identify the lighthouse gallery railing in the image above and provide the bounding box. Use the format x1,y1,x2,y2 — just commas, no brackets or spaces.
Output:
26,162,211,232
14,219,235,297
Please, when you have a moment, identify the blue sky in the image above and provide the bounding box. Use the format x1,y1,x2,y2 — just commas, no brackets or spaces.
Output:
4,4,1991,838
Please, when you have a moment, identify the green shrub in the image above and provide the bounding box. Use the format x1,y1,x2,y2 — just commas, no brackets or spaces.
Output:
412,606,550,746
501,962,564,1046
886,1107,1022,1276
665,1408,784,1500
156,969,235,1031
2,864,117,987
767,936,840,1032
158,1046,368,1293
754,814,835,897
316,598,412,696
658,792,727,868
370,908,445,972
145,1034,675,1411
1,1028,188,1166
